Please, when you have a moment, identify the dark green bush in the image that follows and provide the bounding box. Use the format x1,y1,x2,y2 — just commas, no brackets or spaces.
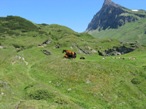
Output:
131,78,141,84
28,89,53,100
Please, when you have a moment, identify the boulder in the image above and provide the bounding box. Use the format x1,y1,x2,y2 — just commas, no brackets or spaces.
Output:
42,50,51,55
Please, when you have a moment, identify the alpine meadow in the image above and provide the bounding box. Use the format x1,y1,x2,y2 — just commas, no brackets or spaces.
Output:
1,0,146,109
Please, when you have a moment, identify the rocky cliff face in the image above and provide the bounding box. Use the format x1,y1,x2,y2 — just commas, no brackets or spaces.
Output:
86,0,146,31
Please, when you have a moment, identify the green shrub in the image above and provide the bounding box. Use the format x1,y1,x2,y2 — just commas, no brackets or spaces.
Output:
131,78,141,84
28,89,53,100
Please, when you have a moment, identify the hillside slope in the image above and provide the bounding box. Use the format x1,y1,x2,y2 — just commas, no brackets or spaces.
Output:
0,16,146,109
89,18,146,45
0,16,38,34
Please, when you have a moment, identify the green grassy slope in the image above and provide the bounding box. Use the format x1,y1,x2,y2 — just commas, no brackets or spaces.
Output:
0,16,146,109
0,16,38,32
89,18,146,45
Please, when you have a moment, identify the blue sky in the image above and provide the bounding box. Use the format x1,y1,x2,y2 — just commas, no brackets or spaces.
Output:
1,0,146,32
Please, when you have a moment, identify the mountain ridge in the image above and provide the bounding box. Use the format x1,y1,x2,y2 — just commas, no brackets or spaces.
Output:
86,0,146,31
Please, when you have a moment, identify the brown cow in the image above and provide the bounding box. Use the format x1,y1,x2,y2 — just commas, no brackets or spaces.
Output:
62,50,76,59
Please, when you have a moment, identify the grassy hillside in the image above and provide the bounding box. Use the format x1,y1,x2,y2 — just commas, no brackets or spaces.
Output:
0,16,146,109
89,18,146,45
0,16,38,35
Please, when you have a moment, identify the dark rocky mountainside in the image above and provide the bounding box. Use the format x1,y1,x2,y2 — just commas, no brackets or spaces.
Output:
86,0,146,31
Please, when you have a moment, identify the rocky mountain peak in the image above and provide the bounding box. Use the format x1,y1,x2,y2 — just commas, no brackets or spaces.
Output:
86,0,146,31
103,0,119,7
104,0,112,5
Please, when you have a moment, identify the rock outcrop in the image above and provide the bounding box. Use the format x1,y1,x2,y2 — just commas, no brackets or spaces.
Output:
98,42,139,56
